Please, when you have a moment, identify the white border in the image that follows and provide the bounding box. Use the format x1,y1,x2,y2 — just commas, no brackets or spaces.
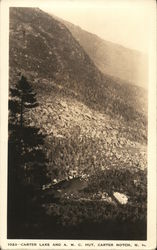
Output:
0,0,156,249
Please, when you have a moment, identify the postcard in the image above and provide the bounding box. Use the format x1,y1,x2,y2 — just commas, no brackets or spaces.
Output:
0,0,156,249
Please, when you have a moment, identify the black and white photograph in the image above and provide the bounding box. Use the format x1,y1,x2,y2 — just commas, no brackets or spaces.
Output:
0,0,156,249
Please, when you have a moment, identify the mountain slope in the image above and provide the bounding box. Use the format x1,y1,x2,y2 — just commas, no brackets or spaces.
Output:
10,8,147,120
9,7,147,180
57,17,148,89
10,7,104,107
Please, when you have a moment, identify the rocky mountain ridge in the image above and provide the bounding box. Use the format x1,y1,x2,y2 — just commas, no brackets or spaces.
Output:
58,16,148,89
9,7,147,180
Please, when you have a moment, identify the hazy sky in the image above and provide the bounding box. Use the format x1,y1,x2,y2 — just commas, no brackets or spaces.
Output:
41,0,153,54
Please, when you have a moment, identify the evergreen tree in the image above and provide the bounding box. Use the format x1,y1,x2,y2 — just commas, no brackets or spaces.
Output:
8,75,50,236
9,75,50,187
9,75,38,128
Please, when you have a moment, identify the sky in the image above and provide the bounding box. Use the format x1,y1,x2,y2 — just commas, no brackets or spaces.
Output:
41,0,154,54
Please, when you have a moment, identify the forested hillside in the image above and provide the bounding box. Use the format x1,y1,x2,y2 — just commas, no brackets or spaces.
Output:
8,7,147,240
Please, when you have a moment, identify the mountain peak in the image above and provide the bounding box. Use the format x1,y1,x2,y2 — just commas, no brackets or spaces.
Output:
54,15,148,89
